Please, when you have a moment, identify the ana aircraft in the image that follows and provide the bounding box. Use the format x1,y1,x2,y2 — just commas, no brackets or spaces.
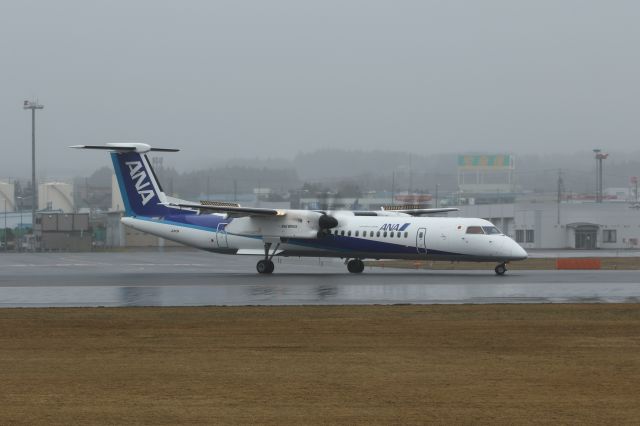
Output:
72,143,528,275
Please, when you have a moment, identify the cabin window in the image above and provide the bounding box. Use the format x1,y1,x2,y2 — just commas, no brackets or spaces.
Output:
348,230,352,237
466,226,484,234
355,230,359,237
482,226,501,235
390,231,394,238
418,232,423,239
404,231,408,238
376,231,380,237
341,230,345,236
398,233,402,238
383,231,387,237
370,231,375,237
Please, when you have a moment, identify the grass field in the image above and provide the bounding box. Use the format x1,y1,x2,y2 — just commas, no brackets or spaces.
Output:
1,305,640,425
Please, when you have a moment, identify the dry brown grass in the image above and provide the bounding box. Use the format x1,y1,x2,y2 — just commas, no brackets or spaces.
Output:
1,305,639,425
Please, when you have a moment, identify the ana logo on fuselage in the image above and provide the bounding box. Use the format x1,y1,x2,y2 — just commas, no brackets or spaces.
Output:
379,223,411,232
125,161,155,206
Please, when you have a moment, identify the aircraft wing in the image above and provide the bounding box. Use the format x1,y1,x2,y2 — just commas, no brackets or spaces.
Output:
163,201,285,217
380,207,459,216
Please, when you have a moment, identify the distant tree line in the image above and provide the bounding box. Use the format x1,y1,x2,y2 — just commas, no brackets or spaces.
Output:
72,149,640,209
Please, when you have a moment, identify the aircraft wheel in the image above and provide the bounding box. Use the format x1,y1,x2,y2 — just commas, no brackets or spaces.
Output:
257,259,274,274
266,260,275,273
347,259,365,274
495,263,507,276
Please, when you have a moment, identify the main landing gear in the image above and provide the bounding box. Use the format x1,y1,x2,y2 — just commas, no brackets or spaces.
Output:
257,241,280,274
347,259,365,274
256,259,274,274
494,263,507,276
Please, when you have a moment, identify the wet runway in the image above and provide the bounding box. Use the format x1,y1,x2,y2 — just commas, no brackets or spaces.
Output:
0,251,639,307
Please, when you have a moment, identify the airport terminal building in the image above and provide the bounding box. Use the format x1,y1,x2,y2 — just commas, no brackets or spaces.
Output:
457,202,640,250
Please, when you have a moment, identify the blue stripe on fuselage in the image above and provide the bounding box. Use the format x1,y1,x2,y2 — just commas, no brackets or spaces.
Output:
288,235,416,254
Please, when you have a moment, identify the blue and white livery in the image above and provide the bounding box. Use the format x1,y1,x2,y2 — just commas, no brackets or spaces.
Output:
71,143,528,275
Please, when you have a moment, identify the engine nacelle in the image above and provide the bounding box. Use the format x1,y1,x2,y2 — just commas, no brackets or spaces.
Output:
225,210,339,239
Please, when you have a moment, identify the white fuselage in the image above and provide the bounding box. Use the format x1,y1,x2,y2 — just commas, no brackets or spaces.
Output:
122,212,528,263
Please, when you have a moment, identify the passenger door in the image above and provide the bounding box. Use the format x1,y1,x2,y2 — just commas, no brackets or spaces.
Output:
216,223,228,248
416,227,427,255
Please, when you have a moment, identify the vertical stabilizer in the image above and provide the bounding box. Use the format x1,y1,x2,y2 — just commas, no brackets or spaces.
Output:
111,152,172,217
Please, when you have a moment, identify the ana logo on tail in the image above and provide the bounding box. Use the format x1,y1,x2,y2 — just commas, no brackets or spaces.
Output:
126,161,155,206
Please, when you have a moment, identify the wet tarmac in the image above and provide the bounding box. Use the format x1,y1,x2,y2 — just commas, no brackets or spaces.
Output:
0,251,639,307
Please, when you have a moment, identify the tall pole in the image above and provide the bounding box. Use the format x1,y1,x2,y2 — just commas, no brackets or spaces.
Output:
3,199,6,251
408,156,413,195
233,179,238,202
391,171,395,206
31,108,36,229
557,169,564,224
18,197,23,252
593,149,608,203
23,100,44,234
598,156,602,203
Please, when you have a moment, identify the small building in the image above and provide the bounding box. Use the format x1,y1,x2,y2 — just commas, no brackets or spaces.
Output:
34,212,91,251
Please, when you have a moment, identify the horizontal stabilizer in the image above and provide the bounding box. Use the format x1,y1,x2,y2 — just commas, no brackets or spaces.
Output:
70,143,179,153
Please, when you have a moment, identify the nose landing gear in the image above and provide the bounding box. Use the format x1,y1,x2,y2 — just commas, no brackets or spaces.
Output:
494,263,507,276
347,259,365,274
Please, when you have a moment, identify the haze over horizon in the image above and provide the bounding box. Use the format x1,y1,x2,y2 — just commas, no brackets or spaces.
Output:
2,1,639,178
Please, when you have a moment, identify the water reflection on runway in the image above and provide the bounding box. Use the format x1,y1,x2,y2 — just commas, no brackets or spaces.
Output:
1,281,639,308
1,252,639,307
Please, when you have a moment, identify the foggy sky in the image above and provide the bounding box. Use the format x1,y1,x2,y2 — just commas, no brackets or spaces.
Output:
1,1,639,179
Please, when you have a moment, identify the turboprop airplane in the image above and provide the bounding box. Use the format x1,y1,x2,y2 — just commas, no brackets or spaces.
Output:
71,143,528,275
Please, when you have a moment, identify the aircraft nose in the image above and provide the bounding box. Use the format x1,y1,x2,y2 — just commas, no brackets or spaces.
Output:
510,241,528,260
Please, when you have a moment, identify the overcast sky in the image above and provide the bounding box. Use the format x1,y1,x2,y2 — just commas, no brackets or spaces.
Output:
1,1,639,178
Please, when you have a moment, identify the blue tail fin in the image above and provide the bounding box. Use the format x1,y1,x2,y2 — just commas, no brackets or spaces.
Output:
111,152,174,217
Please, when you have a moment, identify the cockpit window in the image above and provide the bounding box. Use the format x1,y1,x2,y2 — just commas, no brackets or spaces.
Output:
465,226,484,234
482,226,501,235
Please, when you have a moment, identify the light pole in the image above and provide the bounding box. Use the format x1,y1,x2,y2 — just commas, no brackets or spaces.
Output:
3,199,6,251
593,149,608,203
17,196,24,252
23,100,44,235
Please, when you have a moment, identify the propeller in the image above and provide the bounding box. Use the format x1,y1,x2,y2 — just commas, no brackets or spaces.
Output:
318,214,338,229
317,214,338,238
